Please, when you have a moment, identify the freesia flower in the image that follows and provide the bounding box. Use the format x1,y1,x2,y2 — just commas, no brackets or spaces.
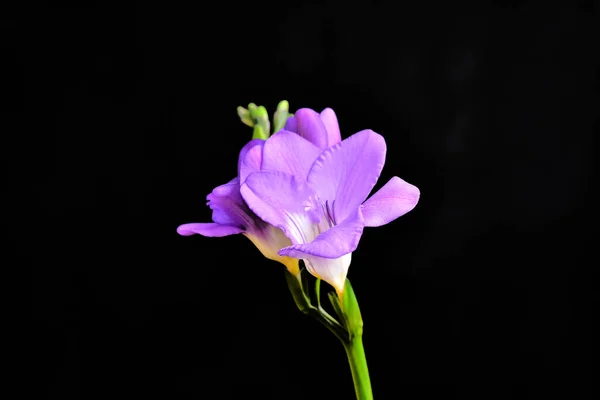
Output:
177,140,300,275
240,108,420,297
177,103,415,399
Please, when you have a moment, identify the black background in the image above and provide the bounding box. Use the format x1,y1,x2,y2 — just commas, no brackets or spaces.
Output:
19,1,596,399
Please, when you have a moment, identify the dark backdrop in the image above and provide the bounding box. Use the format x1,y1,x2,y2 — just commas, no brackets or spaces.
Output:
20,1,596,399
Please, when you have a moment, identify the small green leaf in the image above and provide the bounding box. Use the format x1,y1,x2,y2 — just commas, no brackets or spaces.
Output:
341,279,363,337
315,278,322,309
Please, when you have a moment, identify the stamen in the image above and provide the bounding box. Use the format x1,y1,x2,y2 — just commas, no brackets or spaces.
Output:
330,200,337,225
324,200,337,227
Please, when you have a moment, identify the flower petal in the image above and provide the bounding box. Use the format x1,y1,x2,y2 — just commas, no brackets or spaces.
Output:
294,108,329,149
305,253,352,298
361,176,420,227
177,222,243,237
307,129,386,223
261,130,322,181
284,115,297,132
320,108,342,147
245,225,299,274
240,170,321,244
238,139,265,185
211,177,241,200
278,206,364,259
205,178,266,234
207,178,244,226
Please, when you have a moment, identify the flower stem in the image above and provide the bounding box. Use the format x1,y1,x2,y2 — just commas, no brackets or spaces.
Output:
284,271,373,398
343,335,373,400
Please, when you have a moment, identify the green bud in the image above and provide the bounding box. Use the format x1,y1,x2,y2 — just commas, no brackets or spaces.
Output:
252,124,269,140
277,100,289,111
251,105,269,120
247,103,257,114
272,100,290,134
253,105,270,138
237,106,254,127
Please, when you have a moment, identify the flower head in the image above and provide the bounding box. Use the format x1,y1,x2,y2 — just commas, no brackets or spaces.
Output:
240,108,420,296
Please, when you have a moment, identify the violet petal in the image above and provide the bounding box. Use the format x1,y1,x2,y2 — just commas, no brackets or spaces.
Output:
362,176,420,227
319,108,342,147
308,129,386,223
284,115,297,132
278,206,364,259
238,139,265,184
295,108,329,149
262,130,322,181
240,170,321,244
177,222,243,237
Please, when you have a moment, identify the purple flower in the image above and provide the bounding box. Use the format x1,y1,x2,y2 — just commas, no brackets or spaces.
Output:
177,140,300,275
240,108,420,296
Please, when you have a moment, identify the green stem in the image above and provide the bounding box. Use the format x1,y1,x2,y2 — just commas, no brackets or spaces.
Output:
343,335,373,400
